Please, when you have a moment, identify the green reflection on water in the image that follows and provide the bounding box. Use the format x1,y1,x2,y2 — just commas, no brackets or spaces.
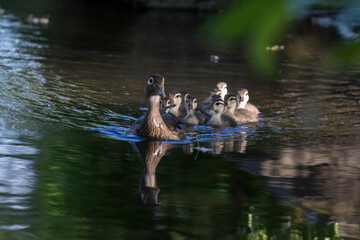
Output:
0,128,353,239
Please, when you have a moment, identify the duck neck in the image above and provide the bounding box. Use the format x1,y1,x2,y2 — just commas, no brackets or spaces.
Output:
142,95,166,130
187,109,195,117
238,101,246,109
147,95,162,117
228,105,236,116
210,111,222,123
170,104,180,115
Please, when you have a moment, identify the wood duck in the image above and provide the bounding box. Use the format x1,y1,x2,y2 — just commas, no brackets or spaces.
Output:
206,99,237,127
236,88,260,114
198,88,222,114
126,74,186,140
160,96,171,114
217,81,228,100
180,90,189,107
168,90,187,119
180,95,209,125
225,93,258,123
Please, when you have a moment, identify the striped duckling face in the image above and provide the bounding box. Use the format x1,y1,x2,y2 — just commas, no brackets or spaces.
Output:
236,88,249,107
180,90,189,106
168,91,182,107
185,95,197,113
160,96,171,108
212,99,225,113
224,93,237,109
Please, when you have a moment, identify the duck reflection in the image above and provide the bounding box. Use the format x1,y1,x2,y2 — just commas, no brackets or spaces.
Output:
133,140,174,205
182,131,249,155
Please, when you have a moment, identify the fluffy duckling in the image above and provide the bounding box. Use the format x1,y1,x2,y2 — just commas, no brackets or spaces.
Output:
180,95,209,125
160,96,171,114
225,93,258,123
126,74,185,140
217,81,228,100
236,88,260,114
198,88,222,114
206,99,237,127
168,90,187,119
180,90,189,106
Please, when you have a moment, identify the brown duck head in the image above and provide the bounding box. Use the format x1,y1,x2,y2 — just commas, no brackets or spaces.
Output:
145,74,165,99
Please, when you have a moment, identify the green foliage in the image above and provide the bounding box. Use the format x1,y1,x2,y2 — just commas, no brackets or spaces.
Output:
203,0,360,74
203,0,292,73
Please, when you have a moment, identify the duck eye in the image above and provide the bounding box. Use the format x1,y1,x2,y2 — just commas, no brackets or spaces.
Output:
194,100,197,103
176,95,180,98
216,102,220,105
148,77,155,85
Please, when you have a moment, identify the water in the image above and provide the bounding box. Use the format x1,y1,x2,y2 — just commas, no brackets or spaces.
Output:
0,7,359,240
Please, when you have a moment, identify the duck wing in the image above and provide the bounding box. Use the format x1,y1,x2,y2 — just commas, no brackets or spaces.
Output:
245,102,260,114
125,115,145,135
195,109,210,124
221,114,237,127
161,113,186,139
235,109,258,123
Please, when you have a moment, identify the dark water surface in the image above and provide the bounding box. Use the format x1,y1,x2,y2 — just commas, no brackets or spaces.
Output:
0,8,360,240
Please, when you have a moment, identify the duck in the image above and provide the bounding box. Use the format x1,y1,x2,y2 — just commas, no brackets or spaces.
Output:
225,93,258,123
198,88,222,114
206,99,237,127
160,96,171,114
217,81,228,100
180,95,209,125
236,88,260,114
126,74,186,140
168,90,187,119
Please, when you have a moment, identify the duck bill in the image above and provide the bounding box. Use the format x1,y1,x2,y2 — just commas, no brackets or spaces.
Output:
156,86,165,98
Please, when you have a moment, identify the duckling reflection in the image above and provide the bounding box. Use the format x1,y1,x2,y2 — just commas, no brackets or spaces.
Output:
134,140,173,205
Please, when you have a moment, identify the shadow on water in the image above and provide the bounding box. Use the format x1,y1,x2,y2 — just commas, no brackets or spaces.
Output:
0,6,360,240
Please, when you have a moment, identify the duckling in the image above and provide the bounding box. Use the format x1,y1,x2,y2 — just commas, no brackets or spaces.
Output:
168,90,187,119
180,90,189,106
236,88,260,114
225,93,258,123
217,81,228,100
206,99,237,127
198,88,222,113
160,96,171,114
126,74,185,140
180,95,209,125
179,90,189,117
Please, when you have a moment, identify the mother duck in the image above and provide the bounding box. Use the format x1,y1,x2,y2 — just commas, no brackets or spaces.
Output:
126,74,185,141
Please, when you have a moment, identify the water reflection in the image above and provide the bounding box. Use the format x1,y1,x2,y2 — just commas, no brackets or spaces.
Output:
134,140,174,205
0,141,37,232
186,127,249,155
0,6,359,239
